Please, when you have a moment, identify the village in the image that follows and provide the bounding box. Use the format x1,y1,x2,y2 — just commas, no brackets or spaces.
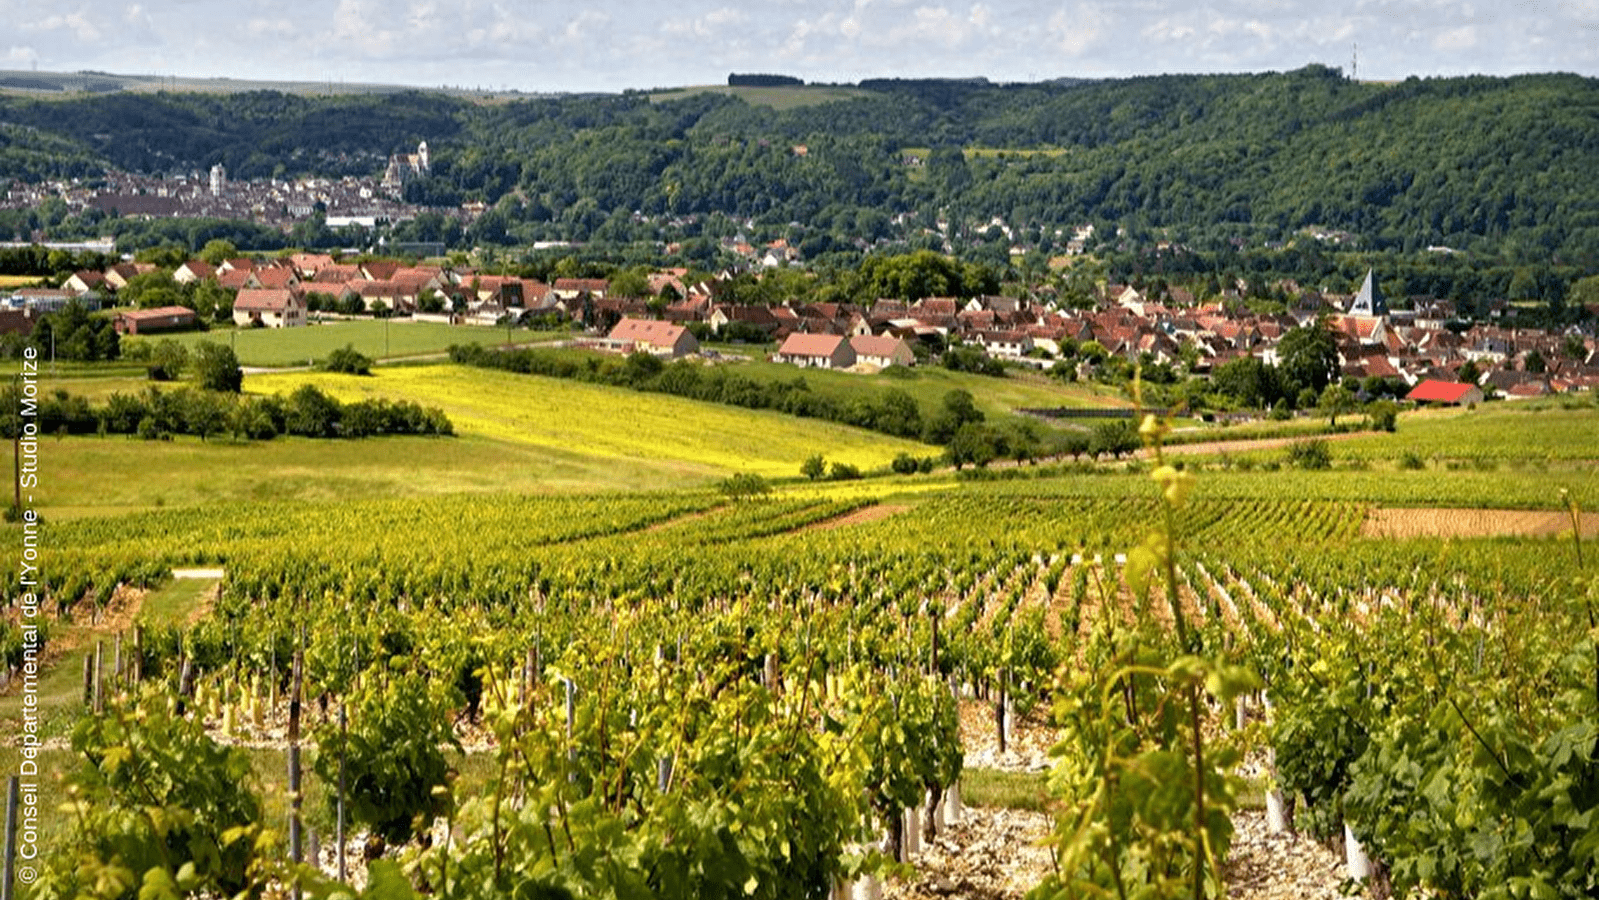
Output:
4,249,1596,406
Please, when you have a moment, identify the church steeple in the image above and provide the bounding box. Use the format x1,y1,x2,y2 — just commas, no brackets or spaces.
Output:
1348,269,1388,317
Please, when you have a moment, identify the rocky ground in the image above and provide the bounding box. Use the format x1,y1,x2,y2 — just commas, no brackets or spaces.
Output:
878,698,1359,900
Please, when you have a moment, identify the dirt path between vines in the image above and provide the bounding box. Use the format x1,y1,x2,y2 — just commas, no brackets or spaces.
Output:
798,503,910,532
1362,507,1599,539
1151,430,1371,458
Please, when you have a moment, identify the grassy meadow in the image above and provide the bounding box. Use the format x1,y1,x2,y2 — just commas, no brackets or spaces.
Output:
123,320,570,367
249,364,934,472
647,84,868,109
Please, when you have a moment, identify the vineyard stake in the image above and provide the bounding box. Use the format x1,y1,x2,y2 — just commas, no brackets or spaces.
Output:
337,701,347,883
564,678,576,781
288,648,304,900
93,641,103,713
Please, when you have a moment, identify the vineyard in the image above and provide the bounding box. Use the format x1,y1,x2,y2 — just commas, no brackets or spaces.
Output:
6,432,1599,897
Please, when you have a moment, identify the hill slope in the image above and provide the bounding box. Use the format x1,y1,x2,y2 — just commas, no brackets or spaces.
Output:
2,67,1595,259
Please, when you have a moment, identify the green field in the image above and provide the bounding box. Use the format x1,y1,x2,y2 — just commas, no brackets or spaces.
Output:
647,84,868,110
729,356,1128,420
251,364,932,469
1326,400,1599,462
520,343,1129,425
123,320,569,367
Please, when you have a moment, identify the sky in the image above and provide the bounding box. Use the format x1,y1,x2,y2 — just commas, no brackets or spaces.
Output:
5,0,1598,94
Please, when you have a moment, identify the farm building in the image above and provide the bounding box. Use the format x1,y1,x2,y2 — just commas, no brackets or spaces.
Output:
606,317,698,358
114,305,197,335
1406,379,1484,406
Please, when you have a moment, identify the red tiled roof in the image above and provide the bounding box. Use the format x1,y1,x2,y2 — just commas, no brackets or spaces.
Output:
608,317,687,349
234,289,299,313
778,332,847,357
119,305,195,321
1406,380,1478,403
849,335,907,358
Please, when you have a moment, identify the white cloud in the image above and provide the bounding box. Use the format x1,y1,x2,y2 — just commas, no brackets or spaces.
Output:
6,45,39,67
564,9,610,41
1046,5,1106,57
22,9,103,42
893,6,975,48
1433,25,1479,51
664,6,749,39
332,0,400,57
246,18,299,39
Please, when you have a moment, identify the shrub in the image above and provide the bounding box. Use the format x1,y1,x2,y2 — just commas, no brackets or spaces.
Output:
1287,439,1332,470
828,461,862,481
801,453,826,481
324,344,374,375
719,472,771,499
1366,400,1399,433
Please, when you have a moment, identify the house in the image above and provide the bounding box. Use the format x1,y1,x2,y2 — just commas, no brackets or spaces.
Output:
1406,380,1484,406
552,278,610,300
115,306,197,335
0,308,37,337
974,329,1034,360
233,289,306,328
343,281,404,313
217,268,256,291
247,267,300,291
289,253,337,278
312,264,365,285
606,317,698,358
360,260,402,282
103,263,144,291
849,335,915,368
173,260,216,285
62,271,108,295
775,332,855,369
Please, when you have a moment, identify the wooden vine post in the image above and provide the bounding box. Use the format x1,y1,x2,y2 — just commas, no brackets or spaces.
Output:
336,701,348,883
288,647,304,899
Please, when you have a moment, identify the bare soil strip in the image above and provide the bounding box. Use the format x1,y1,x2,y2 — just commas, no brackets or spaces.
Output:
1362,507,1599,539
798,503,910,532
1150,430,1371,458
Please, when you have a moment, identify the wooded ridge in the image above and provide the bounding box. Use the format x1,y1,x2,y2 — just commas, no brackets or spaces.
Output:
1,66,1595,263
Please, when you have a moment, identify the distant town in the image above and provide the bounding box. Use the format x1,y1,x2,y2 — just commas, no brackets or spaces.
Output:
6,248,1596,407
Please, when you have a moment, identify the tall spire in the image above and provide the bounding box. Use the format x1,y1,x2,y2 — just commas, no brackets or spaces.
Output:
1349,269,1388,317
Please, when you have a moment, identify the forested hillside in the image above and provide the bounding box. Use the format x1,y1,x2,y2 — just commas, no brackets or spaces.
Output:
2,66,1595,262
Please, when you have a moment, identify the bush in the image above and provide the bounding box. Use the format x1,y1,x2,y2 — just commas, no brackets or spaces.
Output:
891,452,921,475
324,344,374,375
1366,400,1399,433
801,453,826,481
828,461,863,481
1399,450,1426,470
1287,439,1332,470
719,472,771,499
193,341,243,393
